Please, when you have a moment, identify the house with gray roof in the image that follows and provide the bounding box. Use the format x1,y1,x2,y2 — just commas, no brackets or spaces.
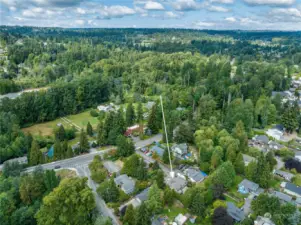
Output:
166,175,187,194
150,146,165,157
103,161,121,176
226,202,245,222
238,179,263,196
268,141,284,150
242,154,257,166
145,101,155,110
171,143,188,158
252,135,269,145
283,182,301,198
273,169,294,182
184,167,205,183
254,216,275,225
120,187,150,210
271,191,292,204
114,174,135,195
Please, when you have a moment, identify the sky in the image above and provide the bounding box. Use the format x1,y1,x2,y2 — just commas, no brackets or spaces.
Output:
1,0,301,30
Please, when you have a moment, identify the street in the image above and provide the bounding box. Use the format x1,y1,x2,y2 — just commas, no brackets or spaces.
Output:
24,134,163,225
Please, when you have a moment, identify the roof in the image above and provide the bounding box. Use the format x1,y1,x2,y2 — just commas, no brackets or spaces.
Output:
145,101,155,109
296,197,301,204
103,161,121,174
284,182,301,196
254,216,276,225
166,176,187,193
184,168,205,182
171,143,188,155
273,170,294,181
239,179,259,192
272,91,286,97
273,124,284,131
151,146,165,157
114,174,135,194
135,187,150,202
271,191,292,203
253,135,269,144
242,154,257,165
226,202,245,221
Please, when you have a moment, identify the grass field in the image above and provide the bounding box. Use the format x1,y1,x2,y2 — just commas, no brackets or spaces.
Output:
22,109,100,136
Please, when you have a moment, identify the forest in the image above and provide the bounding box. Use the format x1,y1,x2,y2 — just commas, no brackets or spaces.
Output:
1,26,301,225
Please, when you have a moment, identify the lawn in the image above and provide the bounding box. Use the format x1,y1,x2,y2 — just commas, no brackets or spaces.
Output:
56,169,77,180
22,109,100,136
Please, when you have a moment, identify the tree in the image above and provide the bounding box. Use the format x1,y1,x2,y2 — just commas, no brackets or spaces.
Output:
36,177,95,225
136,101,143,123
232,121,248,152
234,153,245,175
29,140,42,166
190,193,206,217
79,129,89,153
55,125,66,141
116,135,134,157
2,161,23,177
86,122,93,136
163,187,175,206
97,122,106,146
146,182,162,215
174,123,194,143
281,102,298,133
136,160,147,181
66,145,73,158
212,207,233,225
94,216,112,225
97,178,119,203
53,139,63,160
162,148,170,164
156,170,165,189
251,194,280,216
211,161,236,189
126,102,136,126
147,104,159,134
123,204,135,225
245,160,257,181
0,192,15,225
43,170,60,193
136,202,151,225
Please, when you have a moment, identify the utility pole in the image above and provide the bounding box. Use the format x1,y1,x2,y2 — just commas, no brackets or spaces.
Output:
160,95,174,178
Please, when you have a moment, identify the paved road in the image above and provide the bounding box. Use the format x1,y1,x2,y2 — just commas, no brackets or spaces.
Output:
25,134,163,225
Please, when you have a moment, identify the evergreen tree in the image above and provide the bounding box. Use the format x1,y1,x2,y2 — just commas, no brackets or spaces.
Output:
136,202,151,225
66,145,73,158
29,140,41,166
126,102,136,126
123,205,135,225
97,178,119,203
97,122,106,146
162,148,170,164
163,187,175,206
245,160,257,181
281,102,298,133
53,139,62,160
146,182,162,215
136,159,147,180
174,123,194,143
147,104,159,134
232,120,248,152
234,153,245,175
55,125,66,141
156,170,165,189
190,193,206,217
79,129,89,153
62,140,68,158
136,101,143,123
44,170,60,193
86,122,93,137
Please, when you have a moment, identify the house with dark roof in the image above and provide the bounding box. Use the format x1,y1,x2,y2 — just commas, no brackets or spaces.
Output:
114,174,135,195
283,182,301,198
273,169,294,182
184,167,206,183
166,175,187,194
171,143,188,158
242,154,257,166
252,135,269,145
226,202,245,222
271,191,292,204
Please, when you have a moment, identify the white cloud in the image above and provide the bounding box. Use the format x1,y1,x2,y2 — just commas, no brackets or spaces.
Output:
164,11,181,19
75,19,85,25
193,21,216,27
225,16,236,22
76,8,86,15
208,5,230,12
173,0,200,11
243,0,295,6
144,1,165,10
98,5,136,19
9,6,17,11
210,0,234,4
240,17,260,24
270,8,301,17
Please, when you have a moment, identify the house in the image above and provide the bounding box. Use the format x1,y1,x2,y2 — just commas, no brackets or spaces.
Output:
266,129,284,141
268,141,284,150
254,216,276,225
171,143,188,158
238,179,263,195
282,182,301,198
150,146,165,157
145,101,155,110
166,175,187,194
120,187,150,210
273,169,294,181
184,167,206,183
114,174,135,195
294,152,301,161
252,135,269,145
295,197,301,207
271,191,292,204
242,154,257,166
174,214,188,225
271,91,286,98
226,202,245,222
97,103,117,112
125,125,140,136
103,161,121,176
273,124,284,132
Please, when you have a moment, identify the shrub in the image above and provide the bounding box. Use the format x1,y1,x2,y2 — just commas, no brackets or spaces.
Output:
90,109,99,117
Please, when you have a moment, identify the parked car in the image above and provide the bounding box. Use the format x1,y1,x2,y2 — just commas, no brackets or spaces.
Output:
54,165,61,169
